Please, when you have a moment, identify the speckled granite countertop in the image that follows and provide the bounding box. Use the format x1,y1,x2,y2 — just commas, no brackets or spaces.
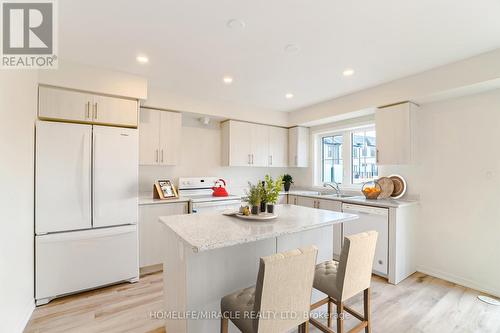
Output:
160,204,358,252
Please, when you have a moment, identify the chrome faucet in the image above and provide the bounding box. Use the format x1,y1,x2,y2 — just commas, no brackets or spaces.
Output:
323,182,341,196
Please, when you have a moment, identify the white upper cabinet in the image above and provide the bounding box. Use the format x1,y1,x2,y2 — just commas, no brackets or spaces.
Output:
375,102,417,165
139,108,181,166
221,120,288,167
38,86,138,127
39,86,93,122
268,126,288,167
288,126,309,167
92,94,138,127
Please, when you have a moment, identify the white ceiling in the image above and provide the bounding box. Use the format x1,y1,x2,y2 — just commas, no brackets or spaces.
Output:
59,0,500,112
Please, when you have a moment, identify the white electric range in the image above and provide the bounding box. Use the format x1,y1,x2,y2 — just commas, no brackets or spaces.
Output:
178,177,241,213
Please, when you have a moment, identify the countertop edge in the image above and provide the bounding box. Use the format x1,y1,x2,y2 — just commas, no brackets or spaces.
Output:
161,213,359,253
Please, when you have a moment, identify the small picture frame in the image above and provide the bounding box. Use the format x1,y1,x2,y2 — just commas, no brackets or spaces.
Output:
153,180,178,199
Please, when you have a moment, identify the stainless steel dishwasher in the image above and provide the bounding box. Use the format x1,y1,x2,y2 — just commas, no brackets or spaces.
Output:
342,203,389,277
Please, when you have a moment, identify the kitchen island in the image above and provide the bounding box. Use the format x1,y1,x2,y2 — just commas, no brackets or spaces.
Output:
160,204,358,333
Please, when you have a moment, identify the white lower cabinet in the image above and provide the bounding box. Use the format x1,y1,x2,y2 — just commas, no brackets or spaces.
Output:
139,202,189,268
289,196,343,260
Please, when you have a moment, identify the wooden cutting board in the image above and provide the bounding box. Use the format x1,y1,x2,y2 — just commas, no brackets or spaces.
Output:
377,177,394,199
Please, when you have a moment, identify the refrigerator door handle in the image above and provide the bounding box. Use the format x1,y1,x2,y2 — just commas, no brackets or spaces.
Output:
92,130,96,227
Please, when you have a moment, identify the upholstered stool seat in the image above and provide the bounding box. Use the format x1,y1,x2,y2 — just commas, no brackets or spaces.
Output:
220,246,318,333
314,260,341,301
221,286,256,333
310,231,378,333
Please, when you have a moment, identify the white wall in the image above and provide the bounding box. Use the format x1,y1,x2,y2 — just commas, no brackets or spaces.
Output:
297,88,500,296
0,71,38,332
386,89,500,296
39,60,148,99
144,85,289,127
139,116,288,195
289,48,500,127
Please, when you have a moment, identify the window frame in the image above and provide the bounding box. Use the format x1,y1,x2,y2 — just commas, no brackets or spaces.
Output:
314,124,377,189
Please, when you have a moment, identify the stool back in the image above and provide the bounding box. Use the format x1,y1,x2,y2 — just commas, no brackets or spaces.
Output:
253,245,318,333
336,231,378,301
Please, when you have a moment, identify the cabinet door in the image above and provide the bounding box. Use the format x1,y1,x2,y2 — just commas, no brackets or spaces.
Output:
251,123,270,167
288,127,309,167
139,203,188,267
288,195,298,205
92,95,138,127
229,121,253,166
268,126,288,167
39,86,93,122
375,102,413,165
159,111,182,165
296,196,316,208
316,199,343,259
139,108,160,165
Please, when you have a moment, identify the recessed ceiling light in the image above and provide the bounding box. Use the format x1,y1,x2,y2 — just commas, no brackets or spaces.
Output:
343,68,355,76
284,44,300,53
285,93,294,99
136,55,149,64
226,19,246,29
223,76,233,84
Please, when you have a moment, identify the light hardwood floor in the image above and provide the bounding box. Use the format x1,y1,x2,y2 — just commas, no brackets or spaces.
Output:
25,272,500,333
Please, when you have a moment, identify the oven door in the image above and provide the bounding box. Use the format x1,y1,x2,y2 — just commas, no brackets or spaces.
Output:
191,199,241,214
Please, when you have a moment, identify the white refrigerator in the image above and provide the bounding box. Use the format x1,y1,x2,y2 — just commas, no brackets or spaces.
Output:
35,121,139,305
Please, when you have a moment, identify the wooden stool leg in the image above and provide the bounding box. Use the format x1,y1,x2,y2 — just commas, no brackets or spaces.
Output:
221,317,228,333
337,301,344,333
364,288,371,333
327,298,333,327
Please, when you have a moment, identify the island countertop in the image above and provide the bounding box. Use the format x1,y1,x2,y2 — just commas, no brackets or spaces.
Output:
160,204,358,252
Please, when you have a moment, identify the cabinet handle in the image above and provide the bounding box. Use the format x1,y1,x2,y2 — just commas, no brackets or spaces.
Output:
295,155,298,166
85,102,90,119
161,149,164,163
248,154,252,165
269,155,273,166
251,154,254,165
317,201,320,209
376,149,379,164
92,102,98,119
155,149,159,163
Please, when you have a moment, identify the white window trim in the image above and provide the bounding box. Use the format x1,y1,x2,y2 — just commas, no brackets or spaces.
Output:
313,123,376,190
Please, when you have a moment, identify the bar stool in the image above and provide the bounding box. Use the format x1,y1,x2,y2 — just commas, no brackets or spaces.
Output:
220,245,318,333
310,231,378,333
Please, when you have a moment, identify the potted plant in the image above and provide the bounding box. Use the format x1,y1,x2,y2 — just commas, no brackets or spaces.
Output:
282,174,294,192
264,175,283,214
245,182,262,215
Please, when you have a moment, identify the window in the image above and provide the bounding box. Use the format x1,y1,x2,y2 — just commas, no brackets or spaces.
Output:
321,135,343,184
318,126,378,187
351,129,377,184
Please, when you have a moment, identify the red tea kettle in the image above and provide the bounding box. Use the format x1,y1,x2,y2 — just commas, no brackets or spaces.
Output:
212,179,229,197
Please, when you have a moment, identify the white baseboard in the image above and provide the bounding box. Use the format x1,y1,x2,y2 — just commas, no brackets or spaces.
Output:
417,265,500,298
13,298,35,333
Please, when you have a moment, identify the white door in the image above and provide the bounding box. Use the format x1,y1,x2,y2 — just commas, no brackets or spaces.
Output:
316,199,343,259
229,121,253,166
159,111,182,165
342,203,389,276
36,225,138,303
92,95,138,127
38,86,93,122
93,126,138,228
139,108,160,165
36,121,92,234
139,203,189,267
251,123,269,167
268,126,288,167
296,196,316,208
